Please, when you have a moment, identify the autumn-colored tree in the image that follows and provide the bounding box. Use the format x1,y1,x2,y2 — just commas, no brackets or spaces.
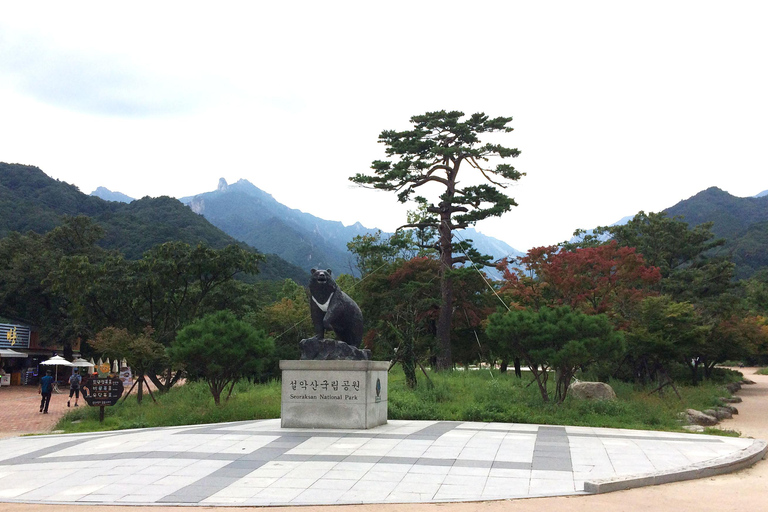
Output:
499,242,661,326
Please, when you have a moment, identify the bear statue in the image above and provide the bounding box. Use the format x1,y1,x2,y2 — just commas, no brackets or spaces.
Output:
308,268,364,347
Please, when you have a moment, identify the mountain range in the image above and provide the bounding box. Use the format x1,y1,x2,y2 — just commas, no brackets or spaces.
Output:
0,162,306,283
93,180,768,280
4,160,764,282
665,187,768,279
95,178,525,276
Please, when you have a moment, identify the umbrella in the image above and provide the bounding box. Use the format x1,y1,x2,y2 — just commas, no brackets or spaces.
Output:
0,348,26,358
40,355,74,384
71,358,94,369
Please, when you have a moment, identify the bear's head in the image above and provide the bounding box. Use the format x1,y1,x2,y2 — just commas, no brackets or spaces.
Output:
310,268,337,292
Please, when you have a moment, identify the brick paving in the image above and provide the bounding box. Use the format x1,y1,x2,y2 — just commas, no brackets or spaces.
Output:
0,385,69,439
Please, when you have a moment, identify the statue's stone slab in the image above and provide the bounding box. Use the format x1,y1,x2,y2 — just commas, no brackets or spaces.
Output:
280,360,388,429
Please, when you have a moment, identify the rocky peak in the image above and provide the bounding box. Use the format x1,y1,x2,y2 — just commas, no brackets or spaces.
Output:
217,178,228,192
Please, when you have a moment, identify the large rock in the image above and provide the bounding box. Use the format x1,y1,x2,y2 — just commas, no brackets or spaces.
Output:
686,409,718,426
726,382,742,393
299,337,371,361
704,407,732,420
569,381,617,401
721,396,742,403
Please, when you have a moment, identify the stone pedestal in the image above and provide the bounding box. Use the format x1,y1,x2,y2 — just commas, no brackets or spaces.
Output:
280,360,388,429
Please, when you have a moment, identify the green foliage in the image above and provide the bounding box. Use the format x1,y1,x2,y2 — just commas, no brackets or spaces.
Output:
486,306,624,403
170,310,274,405
56,379,281,433
624,296,707,384
246,279,312,379
0,216,109,353
0,162,305,283
89,327,167,378
350,110,523,370
386,367,733,431
0,163,115,238
55,368,739,436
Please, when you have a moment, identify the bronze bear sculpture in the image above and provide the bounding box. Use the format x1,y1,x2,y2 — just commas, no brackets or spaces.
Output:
308,268,364,347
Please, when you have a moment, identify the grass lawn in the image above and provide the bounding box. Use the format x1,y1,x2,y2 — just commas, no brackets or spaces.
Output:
55,367,742,435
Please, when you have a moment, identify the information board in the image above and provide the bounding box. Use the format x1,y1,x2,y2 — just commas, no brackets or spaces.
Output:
83,377,124,407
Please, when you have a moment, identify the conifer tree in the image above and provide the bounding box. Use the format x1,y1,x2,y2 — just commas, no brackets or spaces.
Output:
351,111,523,369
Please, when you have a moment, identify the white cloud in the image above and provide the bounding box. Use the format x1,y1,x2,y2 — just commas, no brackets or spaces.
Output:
1,1,767,252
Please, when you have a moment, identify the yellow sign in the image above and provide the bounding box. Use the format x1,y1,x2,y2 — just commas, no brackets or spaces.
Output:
99,363,111,375
5,327,17,346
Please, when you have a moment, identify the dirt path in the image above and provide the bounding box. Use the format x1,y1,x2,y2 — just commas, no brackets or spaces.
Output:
1,369,766,512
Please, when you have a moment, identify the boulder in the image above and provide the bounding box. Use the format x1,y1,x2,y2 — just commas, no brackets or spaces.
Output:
726,382,742,393
682,425,705,433
299,337,371,361
742,378,756,385
721,396,742,403
568,381,617,401
719,405,739,415
686,409,718,426
704,407,732,420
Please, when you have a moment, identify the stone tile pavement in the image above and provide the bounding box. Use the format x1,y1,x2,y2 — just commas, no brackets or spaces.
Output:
0,418,764,506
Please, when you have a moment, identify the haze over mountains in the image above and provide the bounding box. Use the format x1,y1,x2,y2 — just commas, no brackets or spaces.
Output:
94,178,525,275
90,177,768,280
5,159,762,282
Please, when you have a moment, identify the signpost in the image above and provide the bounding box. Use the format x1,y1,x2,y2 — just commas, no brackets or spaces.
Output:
83,377,124,422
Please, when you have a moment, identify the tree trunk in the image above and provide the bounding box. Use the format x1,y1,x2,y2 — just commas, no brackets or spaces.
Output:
403,334,417,389
499,359,508,373
434,208,453,371
514,358,522,378
531,368,550,403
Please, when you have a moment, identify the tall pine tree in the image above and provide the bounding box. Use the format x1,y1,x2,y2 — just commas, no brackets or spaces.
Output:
350,111,523,369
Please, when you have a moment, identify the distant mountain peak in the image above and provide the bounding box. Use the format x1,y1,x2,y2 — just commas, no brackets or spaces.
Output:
90,186,134,203
217,178,228,192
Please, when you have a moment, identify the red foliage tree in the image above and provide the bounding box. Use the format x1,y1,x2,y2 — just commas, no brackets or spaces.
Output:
499,241,661,326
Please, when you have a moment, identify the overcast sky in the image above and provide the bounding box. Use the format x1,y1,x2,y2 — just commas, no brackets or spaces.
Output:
1,1,766,252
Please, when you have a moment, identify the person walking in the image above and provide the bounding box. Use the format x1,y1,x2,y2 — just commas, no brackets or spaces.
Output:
67,371,82,407
39,370,54,413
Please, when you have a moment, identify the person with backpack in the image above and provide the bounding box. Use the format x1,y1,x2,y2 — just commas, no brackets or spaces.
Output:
68,371,82,407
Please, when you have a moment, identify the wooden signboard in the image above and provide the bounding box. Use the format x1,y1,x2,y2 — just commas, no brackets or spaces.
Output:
83,377,124,421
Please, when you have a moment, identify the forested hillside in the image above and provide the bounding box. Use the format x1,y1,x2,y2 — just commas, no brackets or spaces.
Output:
181,179,366,273
0,163,117,236
665,187,768,278
0,163,306,282
181,178,523,276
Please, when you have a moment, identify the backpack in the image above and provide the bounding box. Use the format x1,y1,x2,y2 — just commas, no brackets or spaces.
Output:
69,373,81,388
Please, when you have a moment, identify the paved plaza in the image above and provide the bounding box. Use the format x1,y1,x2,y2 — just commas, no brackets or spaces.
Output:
0,418,764,506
